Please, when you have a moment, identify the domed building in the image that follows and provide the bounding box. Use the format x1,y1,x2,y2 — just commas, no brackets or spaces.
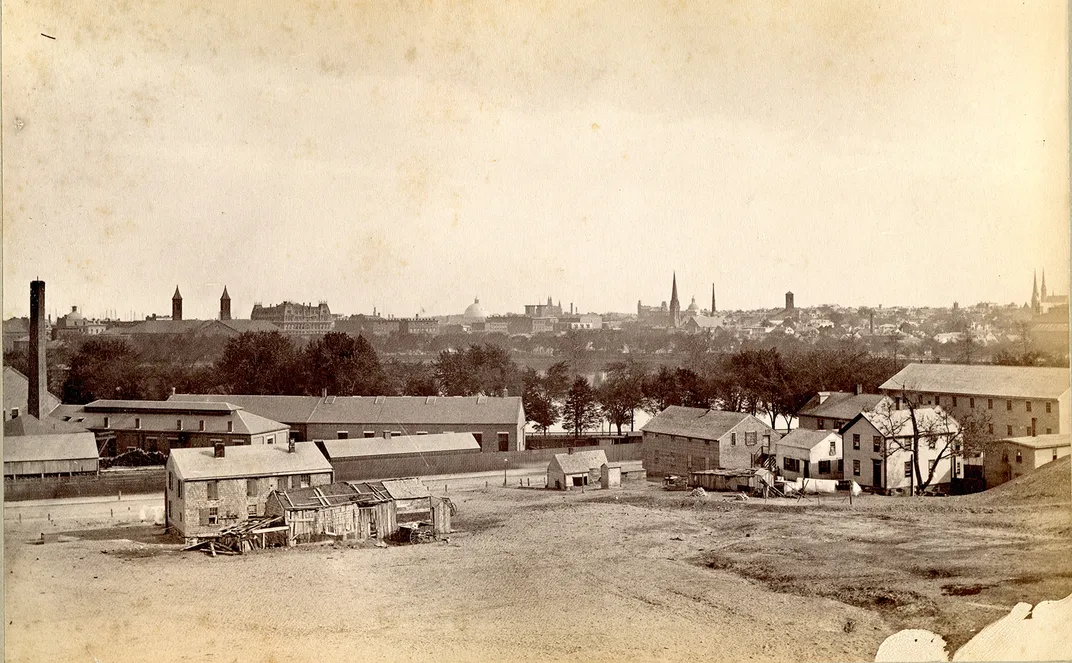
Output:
686,296,700,315
463,298,488,321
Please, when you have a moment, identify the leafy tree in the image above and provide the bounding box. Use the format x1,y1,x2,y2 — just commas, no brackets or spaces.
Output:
597,360,648,433
521,367,559,435
62,337,145,403
561,375,601,437
216,331,302,395
303,332,388,396
383,359,438,396
433,344,521,396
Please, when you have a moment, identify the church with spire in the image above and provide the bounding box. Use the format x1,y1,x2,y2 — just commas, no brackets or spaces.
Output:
637,273,719,330
1032,269,1068,316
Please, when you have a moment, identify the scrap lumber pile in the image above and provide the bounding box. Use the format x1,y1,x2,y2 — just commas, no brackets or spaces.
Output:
182,516,287,556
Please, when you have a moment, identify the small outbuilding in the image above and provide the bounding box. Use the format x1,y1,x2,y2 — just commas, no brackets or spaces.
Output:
547,449,609,490
775,428,843,481
688,468,774,494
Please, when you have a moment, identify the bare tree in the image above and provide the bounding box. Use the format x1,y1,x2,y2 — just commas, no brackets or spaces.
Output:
868,393,969,495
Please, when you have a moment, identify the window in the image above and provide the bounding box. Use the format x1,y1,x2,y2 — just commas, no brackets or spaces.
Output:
103,416,110,427
927,437,936,450
829,440,837,456
1047,428,1052,435
933,395,940,406
383,431,392,439
337,431,349,440
818,460,832,474
783,457,800,472
1046,402,1052,414
987,399,993,410
1015,451,1023,464
266,436,274,445
969,397,975,409
1007,425,1013,436
177,419,183,430
818,418,826,430
1026,401,1032,413
904,461,912,478
168,472,173,491
135,417,141,429
873,436,882,453
247,504,258,517
763,434,771,446
208,507,218,525
299,474,311,488
392,431,402,437
838,459,844,475
498,432,509,452
416,431,428,435
206,480,218,500
745,431,757,446
178,482,183,498
852,434,860,450
1007,400,1012,411
227,421,233,433
472,433,483,448
1002,451,1009,463
10,407,18,418
363,431,375,438
1054,450,1059,461
199,420,206,431
246,478,258,497
952,396,957,407
730,433,737,446
852,459,861,476
988,423,994,435
955,462,961,476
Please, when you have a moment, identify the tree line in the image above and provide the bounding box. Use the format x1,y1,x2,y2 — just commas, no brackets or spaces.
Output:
47,332,900,437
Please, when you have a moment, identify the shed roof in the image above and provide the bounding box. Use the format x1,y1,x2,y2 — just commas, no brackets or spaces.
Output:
381,477,431,500
320,432,479,459
169,442,332,480
549,449,608,475
799,392,886,421
641,406,755,441
271,482,382,509
170,393,523,426
4,413,89,437
880,363,1070,400
777,428,839,450
999,434,1070,450
3,432,99,463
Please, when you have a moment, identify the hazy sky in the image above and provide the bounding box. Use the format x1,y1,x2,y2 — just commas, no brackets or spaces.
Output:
3,1,1068,320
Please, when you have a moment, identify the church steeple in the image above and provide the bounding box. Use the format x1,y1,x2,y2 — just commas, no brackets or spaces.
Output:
1041,270,1048,300
669,272,681,328
172,286,183,321
1032,270,1040,314
220,286,231,321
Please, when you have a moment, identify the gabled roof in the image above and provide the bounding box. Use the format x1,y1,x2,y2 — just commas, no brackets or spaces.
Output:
799,392,886,421
3,366,61,418
880,363,1070,400
641,406,756,441
320,433,479,459
550,449,608,475
999,434,1070,450
776,428,839,450
4,413,89,437
4,432,99,463
170,394,523,426
169,442,332,481
218,319,280,334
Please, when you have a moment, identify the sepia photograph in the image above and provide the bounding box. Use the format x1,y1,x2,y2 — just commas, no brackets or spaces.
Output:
2,1,1070,661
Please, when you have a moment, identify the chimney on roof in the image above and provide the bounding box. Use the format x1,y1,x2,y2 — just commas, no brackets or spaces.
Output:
567,446,573,455
855,384,863,396
214,442,225,458
28,280,47,419
321,388,328,398
288,439,296,453
171,386,176,396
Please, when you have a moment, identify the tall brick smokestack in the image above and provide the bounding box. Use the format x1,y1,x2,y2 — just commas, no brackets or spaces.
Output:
29,280,47,418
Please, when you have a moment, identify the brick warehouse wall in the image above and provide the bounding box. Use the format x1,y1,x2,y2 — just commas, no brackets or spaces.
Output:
4,467,164,501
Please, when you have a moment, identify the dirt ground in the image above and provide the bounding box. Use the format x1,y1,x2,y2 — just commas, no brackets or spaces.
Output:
4,461,1071,662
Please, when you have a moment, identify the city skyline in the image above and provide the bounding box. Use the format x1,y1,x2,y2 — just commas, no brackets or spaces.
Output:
3,2,1068,319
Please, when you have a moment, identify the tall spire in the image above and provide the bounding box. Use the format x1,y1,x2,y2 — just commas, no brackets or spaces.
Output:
1041,269,1048,299
711,283,716,314
172,285,183,321
669,272,681,328
1032,270,1040,313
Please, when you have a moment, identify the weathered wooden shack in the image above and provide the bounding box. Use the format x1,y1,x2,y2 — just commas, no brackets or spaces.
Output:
688,468,774,494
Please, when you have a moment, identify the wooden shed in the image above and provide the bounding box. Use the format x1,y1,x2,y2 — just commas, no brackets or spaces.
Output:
688,468,774,494
3,415,99,478
264,482,397,545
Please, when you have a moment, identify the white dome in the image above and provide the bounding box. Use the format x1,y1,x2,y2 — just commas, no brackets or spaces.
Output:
686,296,699,313
463,298,487,320
66,306,84,321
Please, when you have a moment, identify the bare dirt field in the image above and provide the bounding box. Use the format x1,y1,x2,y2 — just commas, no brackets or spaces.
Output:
5,459,1071,662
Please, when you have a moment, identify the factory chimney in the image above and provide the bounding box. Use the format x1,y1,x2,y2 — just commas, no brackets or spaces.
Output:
29,280,47,418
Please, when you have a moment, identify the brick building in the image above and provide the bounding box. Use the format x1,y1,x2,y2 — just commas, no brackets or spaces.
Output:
250,301,335,337
170,393,527,451
880,363,1071,437
52,400,289,457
